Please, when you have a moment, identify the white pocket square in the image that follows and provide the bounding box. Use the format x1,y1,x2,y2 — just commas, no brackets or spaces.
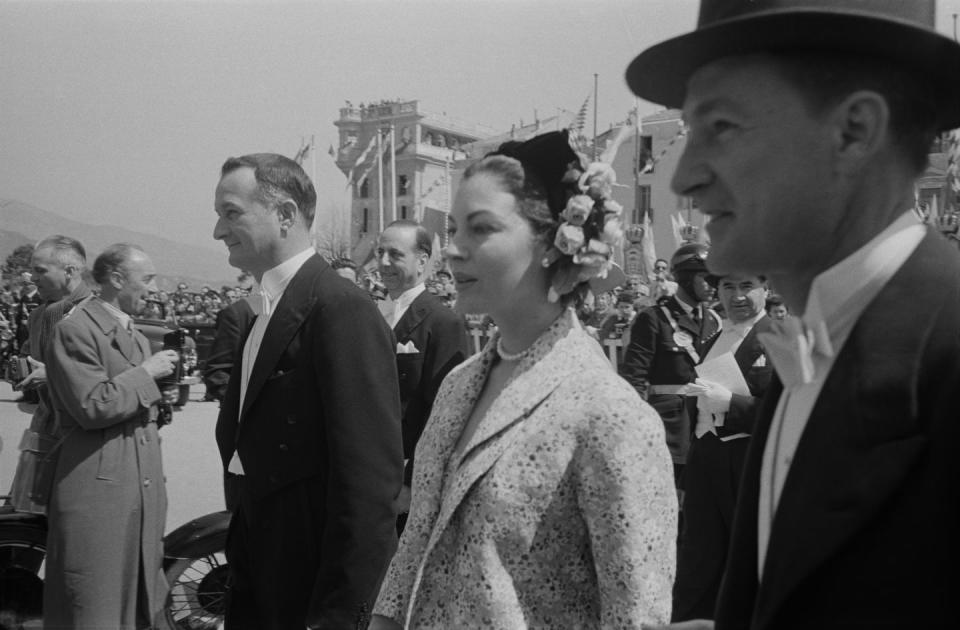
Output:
752,354,767,368
397,341,420,354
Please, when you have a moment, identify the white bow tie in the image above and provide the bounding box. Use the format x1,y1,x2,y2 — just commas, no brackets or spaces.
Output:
757,315,834,388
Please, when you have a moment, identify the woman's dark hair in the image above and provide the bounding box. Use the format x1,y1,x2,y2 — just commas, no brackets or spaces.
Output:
461,155,557,242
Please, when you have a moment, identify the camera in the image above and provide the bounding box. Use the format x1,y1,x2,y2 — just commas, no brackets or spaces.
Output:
158,329,185,388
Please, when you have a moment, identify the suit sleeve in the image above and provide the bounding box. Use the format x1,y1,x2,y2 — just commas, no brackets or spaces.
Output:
619,307,659,400
202,304,250,397
46,319,161,430
308,290,404,629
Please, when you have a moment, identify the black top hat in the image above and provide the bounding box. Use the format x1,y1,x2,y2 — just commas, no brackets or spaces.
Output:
626,0,960,130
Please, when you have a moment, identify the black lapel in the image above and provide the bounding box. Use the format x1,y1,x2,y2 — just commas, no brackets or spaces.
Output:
239,255,322,422
393,290,433,342
752,232,952,627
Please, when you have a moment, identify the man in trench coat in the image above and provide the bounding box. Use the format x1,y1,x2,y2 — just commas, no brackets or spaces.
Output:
44,243,179,629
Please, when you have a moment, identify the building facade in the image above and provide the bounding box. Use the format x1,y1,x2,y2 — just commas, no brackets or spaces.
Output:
334,100,496,262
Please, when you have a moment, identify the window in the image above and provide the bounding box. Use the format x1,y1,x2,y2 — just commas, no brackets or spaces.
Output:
398,175,409,196
359,180,370,199
633,185,651,225
362,207,369,233
400,205,408,220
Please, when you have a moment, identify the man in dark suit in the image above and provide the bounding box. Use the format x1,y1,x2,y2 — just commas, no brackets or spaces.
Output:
376,220,469,530
628,1,960,628
673,273,773,621
202,296,255,403
621,242,721,485
213,153,403,629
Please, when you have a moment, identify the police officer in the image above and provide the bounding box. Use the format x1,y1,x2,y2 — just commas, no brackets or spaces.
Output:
621,242,720,485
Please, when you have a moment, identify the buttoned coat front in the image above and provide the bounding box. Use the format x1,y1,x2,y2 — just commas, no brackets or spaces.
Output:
44,298,167,629
374,310,678,628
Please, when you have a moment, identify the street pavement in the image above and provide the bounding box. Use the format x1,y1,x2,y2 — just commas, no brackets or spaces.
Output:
0,380,226,533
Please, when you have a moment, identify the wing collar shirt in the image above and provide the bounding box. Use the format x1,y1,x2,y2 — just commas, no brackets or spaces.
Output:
228,247,315,475
756,211,925,578
694,309,766,439
391,282,426,329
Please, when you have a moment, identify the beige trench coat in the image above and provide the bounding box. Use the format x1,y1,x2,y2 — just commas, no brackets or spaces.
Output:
44,298,167,629
374,309,677,628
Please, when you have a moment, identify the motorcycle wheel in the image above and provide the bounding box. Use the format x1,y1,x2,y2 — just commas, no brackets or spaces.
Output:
163,548,229,630
0,520,46,627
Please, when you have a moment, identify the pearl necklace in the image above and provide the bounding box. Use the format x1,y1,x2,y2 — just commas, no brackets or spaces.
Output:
496,337,531,362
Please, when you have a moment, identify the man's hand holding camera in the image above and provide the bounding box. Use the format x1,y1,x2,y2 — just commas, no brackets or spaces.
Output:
141,349,180,381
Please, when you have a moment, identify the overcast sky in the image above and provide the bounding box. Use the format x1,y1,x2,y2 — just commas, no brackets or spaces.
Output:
3,0,959,252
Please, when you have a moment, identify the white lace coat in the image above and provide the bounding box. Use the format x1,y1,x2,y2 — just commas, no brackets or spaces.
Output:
374,309,677,628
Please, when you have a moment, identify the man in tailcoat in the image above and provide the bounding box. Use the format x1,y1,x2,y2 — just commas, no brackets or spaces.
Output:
213,153,402,629
621,242,720,484
672,273,773,621
202,296,255,404
44,243,178,629
376,220,469,531
629,1,960,627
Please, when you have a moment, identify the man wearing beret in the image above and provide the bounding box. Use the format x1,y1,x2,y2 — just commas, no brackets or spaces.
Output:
628,1,960,628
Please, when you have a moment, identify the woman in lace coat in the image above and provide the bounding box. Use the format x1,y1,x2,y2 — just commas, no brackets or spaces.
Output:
371,131,676,629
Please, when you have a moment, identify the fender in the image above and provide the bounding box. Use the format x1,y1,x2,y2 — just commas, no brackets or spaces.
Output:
162,509,231,562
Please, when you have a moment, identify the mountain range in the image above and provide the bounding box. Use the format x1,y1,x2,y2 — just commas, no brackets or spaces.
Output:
1,199,239,291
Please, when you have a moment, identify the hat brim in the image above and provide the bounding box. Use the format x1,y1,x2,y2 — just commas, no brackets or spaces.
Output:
626,10,960,130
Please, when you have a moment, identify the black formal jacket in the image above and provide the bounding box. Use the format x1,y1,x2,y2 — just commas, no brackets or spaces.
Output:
621,295,721,463
393,290,469,484
716,232,960,629
202,298,255,402
215,254,403,629
714,314,775,438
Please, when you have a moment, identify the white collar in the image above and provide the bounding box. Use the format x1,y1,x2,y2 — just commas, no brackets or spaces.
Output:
259,248,315,304
803,211,925,356
724,309,765,334
394,282,426,313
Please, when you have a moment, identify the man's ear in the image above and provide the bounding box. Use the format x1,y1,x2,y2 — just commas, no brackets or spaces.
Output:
109,270,125,290
276,199,300,231
829,90,890,174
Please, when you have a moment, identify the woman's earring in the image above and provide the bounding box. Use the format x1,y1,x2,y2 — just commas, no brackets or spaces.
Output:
541,257,551,268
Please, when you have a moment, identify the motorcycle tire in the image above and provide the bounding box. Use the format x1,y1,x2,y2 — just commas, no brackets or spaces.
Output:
162,534,229,630
0,519,46,628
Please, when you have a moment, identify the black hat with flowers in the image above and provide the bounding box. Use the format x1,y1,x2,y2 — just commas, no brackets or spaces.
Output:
488,130,626,302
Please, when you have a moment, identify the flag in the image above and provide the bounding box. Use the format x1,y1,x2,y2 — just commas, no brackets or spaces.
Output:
640,209,657,279
573,95,590,133
293,139,312,165
599,111,636,165
355,133,392,188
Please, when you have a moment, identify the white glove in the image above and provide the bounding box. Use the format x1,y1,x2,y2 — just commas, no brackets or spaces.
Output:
687,378,732,415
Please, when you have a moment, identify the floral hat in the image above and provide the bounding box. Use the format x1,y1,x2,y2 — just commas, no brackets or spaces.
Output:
489,130,625,303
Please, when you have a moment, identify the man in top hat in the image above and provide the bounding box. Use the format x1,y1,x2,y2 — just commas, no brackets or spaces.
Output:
627,1,960,628
621,242,721,486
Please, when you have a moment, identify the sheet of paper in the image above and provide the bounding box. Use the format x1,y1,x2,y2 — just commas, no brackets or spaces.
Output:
695,352,750,396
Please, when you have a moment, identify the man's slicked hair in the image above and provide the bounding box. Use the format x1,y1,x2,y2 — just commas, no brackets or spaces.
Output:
385,219,432,257
92,243,144,285
221,153,318,223
35,234,86,267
